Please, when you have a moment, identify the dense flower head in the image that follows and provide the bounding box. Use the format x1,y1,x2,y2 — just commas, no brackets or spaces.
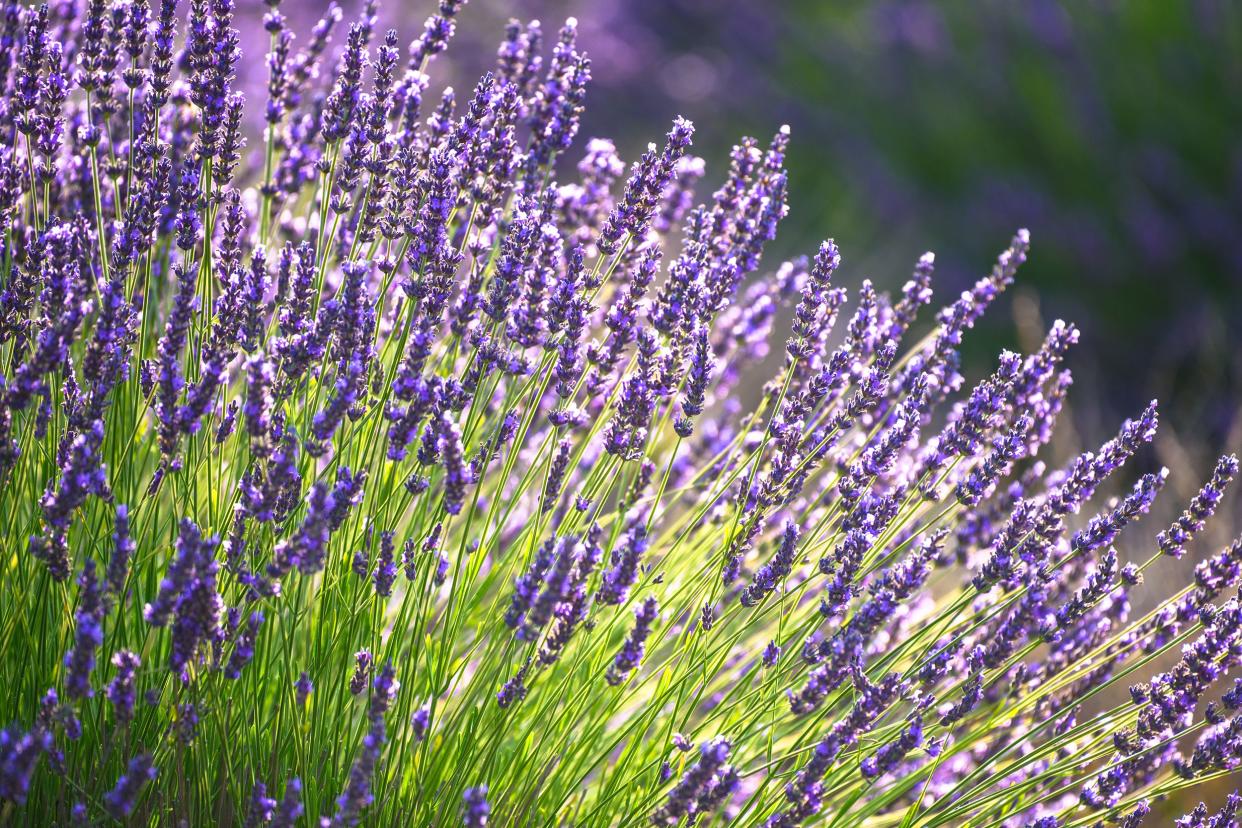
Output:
63,559,106,700
0,722,52,805
105,650,141,725
0,1,1234,826
271,778,304,828
463,784,490,827
350,650,373,696
294,672,313,707
245,780,277,828
1159,454,1239,559
606,596,659,686
103,753,157,820
652,737,735,825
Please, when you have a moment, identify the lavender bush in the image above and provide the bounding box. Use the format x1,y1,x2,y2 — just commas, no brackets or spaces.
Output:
0,0,1239,825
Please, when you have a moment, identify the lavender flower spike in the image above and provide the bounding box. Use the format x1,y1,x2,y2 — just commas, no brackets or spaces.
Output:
606,597,658,685
103,754,157,819
1159,454,1239,558
463,785,490,827
64,559,106,700
740,521,800,607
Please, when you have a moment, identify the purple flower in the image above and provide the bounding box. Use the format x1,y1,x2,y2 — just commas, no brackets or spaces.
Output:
244,781,277,828
141,518,223,677
740,521,800,607
1178,713,1242,777
598,524,650,606
322,21,369,144
1159,454,1239,558
1193,538,1242,609
651,737,734,825
1174,793,1240,828
772,672,904,826
30,419,110,581
105,650,140,725
537,531,601,665
860,714,924,779
295,672,313,707
103,753,157,819
225,611,264,679
606,597,658,685
1067,470,1167,559
411,706,430,741
350,650,373,695
599,117,695,255
1049,547,1120,639
604,330,661,460
1137,598,1242,741
674,327,715,438
175,702,199,745
64,559,106,700
269,467,366,578
271,778,304,828
505,540,557,632
354,525,373,581
327,662,399,826
542,438,573,513
1121,800,1151,828
0,723,52,805
953,414,1031,507
437,412,469,515
153,264,198,467
373,531,397,598
497,658,532,710
463,785,490,828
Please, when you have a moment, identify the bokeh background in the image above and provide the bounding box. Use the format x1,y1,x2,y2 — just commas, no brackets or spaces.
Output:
242,0,1242,815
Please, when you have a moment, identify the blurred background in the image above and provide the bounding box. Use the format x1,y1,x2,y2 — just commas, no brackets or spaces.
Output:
244,0,1242,813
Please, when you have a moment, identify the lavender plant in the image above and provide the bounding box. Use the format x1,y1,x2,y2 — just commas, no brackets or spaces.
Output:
0,0,1238,825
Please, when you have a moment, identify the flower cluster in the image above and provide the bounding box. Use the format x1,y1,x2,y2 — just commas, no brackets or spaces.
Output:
0,0,1235,825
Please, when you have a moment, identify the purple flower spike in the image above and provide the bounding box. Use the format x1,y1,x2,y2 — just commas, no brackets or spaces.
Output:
411,706,430,741
271,779,304,828
106,650,141,726
244,780,277,828
651,737,735,825
373,531,397,598
463,785,490,827
0,723,52,805
740,521,800,607
103,754,157,819
64,559,106,701
225,611,264,679
295,672,314,707
598,524,650,606
350,650,373,695
1159,454,1239,559
606,597,658,686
